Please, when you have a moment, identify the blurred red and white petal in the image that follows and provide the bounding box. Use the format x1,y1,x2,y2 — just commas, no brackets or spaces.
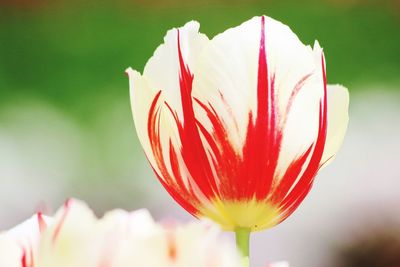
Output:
1,199,240,267
0,213,52,267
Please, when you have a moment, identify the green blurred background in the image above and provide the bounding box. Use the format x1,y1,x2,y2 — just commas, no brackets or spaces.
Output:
1,0,400,266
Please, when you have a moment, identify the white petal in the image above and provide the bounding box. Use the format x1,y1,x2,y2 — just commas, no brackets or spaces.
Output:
113,219,240,267
0,213,52,267
6,214,51,240
274,41,325,179
128,21,209,186
264,18,318,119
192,16,319,153
38,199,100,267
101,208,156,237
0,235,20,267
127,69,188,185
320,84,349,167
127,68,160,171
143,21,209,120
192,17,260,152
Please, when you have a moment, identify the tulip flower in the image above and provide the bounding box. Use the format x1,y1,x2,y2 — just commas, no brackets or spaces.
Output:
127,15,349,262
0,199,240,267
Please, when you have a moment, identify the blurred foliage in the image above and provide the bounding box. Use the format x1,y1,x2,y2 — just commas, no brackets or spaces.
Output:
0,0,399,120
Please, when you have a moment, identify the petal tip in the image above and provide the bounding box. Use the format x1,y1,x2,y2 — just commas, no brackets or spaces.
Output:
125,67,135,77
183,20,201,30
313,40,322,51
328,84,350,99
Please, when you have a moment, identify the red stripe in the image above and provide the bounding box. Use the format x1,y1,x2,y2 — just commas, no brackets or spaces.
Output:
146,90,200,215
146,29,224,214
194,98,241,199
175,30,219,199
280,53,328,212
20,242,35,267
37,212,46,233
52,199,71,244
21,249,28,267
239,16,281,200
271,144,314,203
282,73,313,127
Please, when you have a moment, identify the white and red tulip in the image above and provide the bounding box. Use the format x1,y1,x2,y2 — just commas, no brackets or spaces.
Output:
127,15,349,232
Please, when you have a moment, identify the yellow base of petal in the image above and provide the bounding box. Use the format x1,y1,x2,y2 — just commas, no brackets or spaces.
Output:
199,199,281,232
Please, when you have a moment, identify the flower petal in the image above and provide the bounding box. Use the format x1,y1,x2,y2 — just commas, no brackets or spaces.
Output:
127,22,215,216
192,17,260,151
320,84,349,167
38,199,99,267
0,213,53,267
0,235,21,267
127,68,160,172
192,16,325,203
143,21,209,120
192,16,318,152
274,42,325,180
128,69,208,216
5,213,52,242
100,208,157,238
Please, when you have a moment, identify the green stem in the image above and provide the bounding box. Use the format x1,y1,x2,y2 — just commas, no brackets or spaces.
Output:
235,227,251,267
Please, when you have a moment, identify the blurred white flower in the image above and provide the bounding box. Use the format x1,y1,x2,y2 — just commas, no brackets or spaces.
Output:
0,213,52,267
0,199,240,267
268,261,289,267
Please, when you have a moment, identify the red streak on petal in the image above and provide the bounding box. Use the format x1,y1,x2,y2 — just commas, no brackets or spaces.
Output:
21,249,28,267
271,144,314,202
190,17,286,201
146,91,199,215
175,30,218,199
52,199,71,244
194,98,240,198
156,169,199,215
36,212,46,234
279,183,313,223
280,53,328,214
20,248,34,267
145,30,226,214
239,16,281,200
283,73,313,126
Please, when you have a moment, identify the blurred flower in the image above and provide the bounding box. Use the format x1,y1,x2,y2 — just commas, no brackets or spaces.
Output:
268,261,289,267
0,199,240,267
0,213,51,267
127,15,349,232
